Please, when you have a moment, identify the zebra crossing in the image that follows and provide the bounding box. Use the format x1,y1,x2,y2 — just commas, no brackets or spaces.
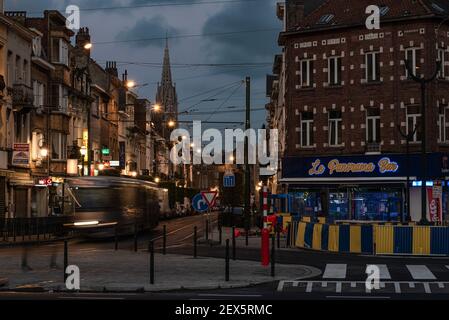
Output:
277,264,449,294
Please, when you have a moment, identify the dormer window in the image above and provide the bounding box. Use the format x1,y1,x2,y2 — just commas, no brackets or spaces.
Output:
317,14,334,25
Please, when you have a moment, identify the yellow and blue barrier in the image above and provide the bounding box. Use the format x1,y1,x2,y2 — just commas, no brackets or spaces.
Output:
294,222,449,256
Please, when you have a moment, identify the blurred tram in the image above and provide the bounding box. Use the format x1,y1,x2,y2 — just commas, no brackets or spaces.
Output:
64,176,169,237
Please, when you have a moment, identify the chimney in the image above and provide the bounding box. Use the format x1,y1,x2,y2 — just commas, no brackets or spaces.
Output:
105,61,118,77
286,0,305,31
76,27,91,50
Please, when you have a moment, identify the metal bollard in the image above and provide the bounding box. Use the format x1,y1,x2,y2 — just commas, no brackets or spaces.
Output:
64,240,68,282
225,239,230,282
193,226,197,258
232,226,236,260
205,219,209,241
114,225,118,251
162,225,167,255
271,235,275,277
245,228,249,246
277,229,280,249
149,241,155,284
36,219,40,243
219,225,222,245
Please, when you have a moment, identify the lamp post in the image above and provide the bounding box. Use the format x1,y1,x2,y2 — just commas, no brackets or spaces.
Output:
397,124,418,222
404,59,441,225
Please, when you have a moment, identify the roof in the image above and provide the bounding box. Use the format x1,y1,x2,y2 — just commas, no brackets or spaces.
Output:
293,0,449,32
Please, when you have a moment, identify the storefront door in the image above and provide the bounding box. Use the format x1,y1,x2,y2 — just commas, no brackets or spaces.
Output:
14,188,28,218
0,177,5,220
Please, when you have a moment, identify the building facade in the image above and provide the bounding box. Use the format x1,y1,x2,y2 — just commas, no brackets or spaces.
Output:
275,0,449,222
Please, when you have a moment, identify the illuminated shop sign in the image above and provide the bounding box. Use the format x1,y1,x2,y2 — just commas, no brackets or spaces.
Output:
309,157,399,176
282,153,449,179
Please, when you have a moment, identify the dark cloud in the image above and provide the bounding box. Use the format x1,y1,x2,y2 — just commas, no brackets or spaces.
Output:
201,1,280,71
115,15,180,48
5,0,122,12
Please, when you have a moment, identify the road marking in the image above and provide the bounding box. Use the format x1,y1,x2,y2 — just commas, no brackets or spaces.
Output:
326,296,391,299
367,264,391,280
394,282,401,294
277,281,286,291
323,264,347,279
406,265,436,280
438,282,445,289
336,282,342,293
197,294,262,297
423,282,432,294
306,282,313,293
58,296,124,300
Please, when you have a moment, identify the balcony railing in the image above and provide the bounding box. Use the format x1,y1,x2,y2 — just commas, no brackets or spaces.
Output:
12,83,34,108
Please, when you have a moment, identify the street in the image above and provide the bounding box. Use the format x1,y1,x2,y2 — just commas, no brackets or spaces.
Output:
1,214,449,301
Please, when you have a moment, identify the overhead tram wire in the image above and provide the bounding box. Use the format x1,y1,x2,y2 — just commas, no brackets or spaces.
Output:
90,28,280,46
179,81,243,103
28,0,261,14
204,82,244,122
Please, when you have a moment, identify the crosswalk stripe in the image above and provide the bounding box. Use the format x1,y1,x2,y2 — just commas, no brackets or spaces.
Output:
323,264,347,279
366,264,391,280
406,265,436,280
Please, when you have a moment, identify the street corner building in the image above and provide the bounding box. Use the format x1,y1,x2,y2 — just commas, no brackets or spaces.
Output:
266,0,449,223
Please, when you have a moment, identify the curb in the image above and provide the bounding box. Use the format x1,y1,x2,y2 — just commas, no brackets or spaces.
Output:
0,237,72,248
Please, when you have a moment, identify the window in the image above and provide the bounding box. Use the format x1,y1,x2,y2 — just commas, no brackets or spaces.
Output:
33,80,45,108
300,112,314,147
14,113,28,143
379,6,390,16
438,105,449,143
405,48,421,79
317,14,334,25
365,52,380,82
15,55,21,83
7,51,13,86
328,56,342,86
22,60,28,84
52,38,68,65
57,85,68,112
93,95,100,117
51,132,67,160
438,48,446,79
328,110,342,146
366,108,381,143
406,105,422,142
299,59,314,88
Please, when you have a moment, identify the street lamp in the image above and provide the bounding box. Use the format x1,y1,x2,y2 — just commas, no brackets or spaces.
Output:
84,42,93,50
40,146,48,158
168,120,176,128
155,177,160,183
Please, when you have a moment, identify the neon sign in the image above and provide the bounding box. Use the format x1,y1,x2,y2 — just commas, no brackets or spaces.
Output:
309,157,399,176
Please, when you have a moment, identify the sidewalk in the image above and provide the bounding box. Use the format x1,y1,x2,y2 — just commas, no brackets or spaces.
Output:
0,247,320,292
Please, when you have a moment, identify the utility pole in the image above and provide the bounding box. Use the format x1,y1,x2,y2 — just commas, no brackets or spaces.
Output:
404,60,440,225
244,77,251,231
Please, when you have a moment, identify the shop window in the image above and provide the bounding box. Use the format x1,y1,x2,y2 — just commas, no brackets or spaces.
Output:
328,110,342,146
353,191,402,221
406,105,422,142
329,192,349,220
299,59,314,88
438,105,448,143
365,51,380,82
328,56,342,86
405,48,421,79
300,112,314,147
366,108,381,143
52,132,67,160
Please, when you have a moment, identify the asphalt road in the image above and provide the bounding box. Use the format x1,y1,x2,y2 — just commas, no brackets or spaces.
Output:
1,214,449,301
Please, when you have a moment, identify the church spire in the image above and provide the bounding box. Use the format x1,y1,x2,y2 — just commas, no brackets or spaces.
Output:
161,37,172,85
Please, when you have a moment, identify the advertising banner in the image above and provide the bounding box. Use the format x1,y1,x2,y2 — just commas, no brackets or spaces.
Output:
428,182,443,223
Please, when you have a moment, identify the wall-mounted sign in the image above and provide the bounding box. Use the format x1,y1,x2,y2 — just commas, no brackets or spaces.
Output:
12,143,30,166
308,157,398,176
110,160,120,167
101,148,110,155
283,153,449,179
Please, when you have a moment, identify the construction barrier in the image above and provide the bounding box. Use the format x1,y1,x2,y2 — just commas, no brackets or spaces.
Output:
294,221,449,256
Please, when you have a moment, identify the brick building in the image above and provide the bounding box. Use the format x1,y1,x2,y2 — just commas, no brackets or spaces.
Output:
273,0,449,222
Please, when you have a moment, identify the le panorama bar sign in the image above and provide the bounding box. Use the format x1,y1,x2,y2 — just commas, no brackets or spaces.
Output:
308,157,398,176
282,153,449,179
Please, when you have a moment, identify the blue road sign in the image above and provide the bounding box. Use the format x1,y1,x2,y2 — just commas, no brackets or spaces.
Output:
192,193,209,213
223,174,235,188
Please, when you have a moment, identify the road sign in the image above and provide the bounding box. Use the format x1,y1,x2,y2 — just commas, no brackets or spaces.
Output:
192,193,209,213
223,173,235,188
201,191,218,207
